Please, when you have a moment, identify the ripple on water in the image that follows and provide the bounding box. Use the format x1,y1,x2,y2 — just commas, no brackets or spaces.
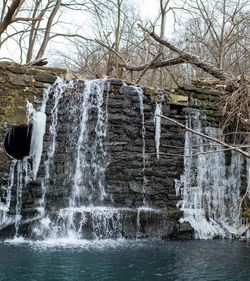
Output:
0,239,249,281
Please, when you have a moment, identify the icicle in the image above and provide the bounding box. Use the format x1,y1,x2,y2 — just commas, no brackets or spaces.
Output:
176,110,242,239
27,103,46,180
14,160,23,237
0,160,17,227
26,82,49,180
154,103,162,159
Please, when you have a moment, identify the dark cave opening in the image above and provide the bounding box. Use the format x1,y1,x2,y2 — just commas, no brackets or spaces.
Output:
4,125,32,160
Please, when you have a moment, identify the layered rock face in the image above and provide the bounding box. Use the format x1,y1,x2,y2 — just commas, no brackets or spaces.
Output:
0,62,70,186
0,63,248,240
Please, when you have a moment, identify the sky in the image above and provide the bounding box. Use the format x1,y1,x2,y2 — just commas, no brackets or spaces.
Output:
139,0,160,19
0,0,176,64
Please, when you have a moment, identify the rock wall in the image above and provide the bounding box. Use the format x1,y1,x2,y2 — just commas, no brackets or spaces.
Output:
0,62,248,239
0,62,71,184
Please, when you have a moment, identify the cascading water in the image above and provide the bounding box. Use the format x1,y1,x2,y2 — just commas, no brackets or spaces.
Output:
129,86,147,206
0,161,16,229
39,78,70,218
175,110,244,239
0,158,31,238
69,79,108,206
34,78,114,239
14,160,25,237
2,77,246,242
0,80,50,237
1,78,167,241
33,81,161,240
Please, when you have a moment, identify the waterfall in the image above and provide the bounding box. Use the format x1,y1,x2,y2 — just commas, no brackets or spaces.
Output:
32,80,162,240
127,86,147,205
0,161,16,229
3,76,246,241
39,78,69,217
44,78,66,186
14,160,24,237
175,110,243,239
70,79,108,206
0,158,31,237
0,85,49,234
34,78,111,239
2,78,162,241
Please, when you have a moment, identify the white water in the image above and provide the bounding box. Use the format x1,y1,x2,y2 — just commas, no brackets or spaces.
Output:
38,78,70,218
32,79,112,239
0,81,53,233
32,80,160,240
44,78,67,185
70,79,108,206
0,161,16,228
0,158,30,236
175,110,243,239
154,103,162,159
2,79,248,242
128,85,147,205
14,160,24,237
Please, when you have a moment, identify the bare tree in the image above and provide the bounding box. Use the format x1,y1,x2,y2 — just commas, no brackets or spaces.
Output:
0,0,92,63
58,0,147,79
179,0,249,75
150,0,170,86
0,0,41,48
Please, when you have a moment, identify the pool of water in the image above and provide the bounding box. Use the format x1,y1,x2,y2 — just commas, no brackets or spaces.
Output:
0,239,249,281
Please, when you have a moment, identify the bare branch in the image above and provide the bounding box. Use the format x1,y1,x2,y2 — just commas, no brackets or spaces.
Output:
36,0,62,59
0,0,23,36
11,17,42,23
119,57,186,71
25,57,48,66
138,24,229,80
157,114,250,158
136,52,162,83
94,39,127,65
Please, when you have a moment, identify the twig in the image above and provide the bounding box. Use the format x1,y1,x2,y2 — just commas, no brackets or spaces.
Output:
157,114,250,158
137,24,228,80
119,57,185,71
25,57,48,66
94,39,127,65
135,52,162,84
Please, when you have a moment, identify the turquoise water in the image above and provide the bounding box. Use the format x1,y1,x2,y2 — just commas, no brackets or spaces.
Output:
0,239,249,281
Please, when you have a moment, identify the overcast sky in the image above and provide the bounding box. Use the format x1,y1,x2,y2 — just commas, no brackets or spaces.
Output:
1,0,176,64
139,0,159,19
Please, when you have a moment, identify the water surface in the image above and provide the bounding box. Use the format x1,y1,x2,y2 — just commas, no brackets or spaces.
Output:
0,239,249,281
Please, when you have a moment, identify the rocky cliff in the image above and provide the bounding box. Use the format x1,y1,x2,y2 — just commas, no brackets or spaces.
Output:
0,62,248,240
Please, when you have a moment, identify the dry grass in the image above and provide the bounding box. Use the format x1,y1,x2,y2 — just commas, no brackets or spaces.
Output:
217,75,250,138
